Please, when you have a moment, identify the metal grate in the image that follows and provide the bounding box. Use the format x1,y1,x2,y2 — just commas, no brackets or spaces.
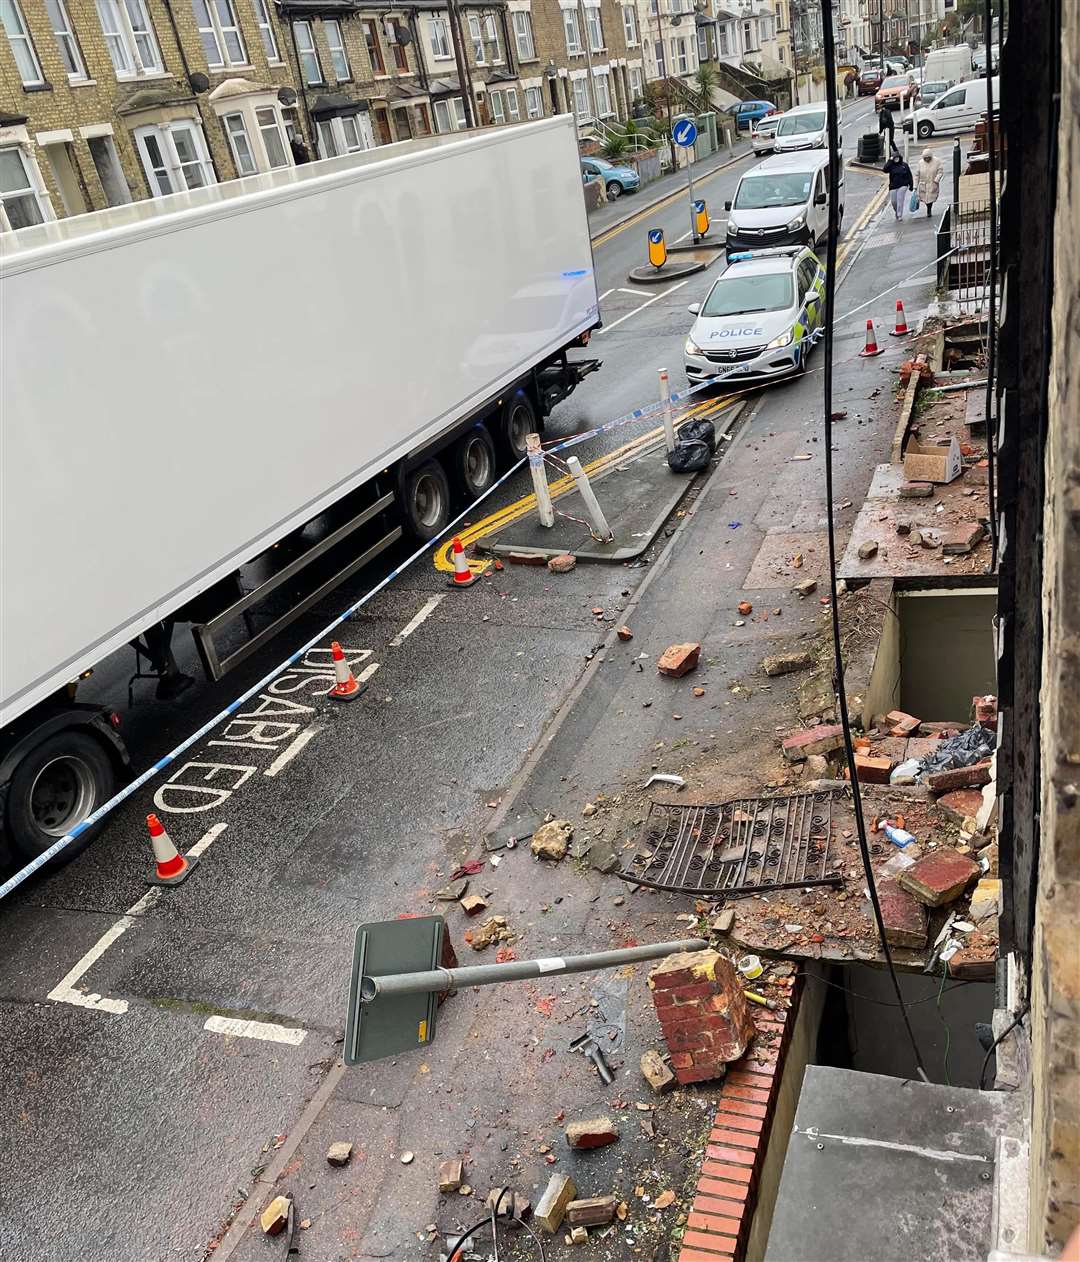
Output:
616,790,847,897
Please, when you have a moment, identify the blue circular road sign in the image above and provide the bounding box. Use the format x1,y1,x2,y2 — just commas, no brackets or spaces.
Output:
649,229,664,244
672,118,698,147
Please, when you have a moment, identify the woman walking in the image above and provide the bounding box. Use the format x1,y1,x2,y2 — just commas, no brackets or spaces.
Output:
916,147,944,217
884,150,914,220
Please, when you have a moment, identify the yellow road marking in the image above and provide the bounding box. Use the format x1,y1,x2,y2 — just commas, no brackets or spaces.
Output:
434,394,737,572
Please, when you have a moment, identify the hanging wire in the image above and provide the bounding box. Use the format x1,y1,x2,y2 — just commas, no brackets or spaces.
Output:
819,0,929,1084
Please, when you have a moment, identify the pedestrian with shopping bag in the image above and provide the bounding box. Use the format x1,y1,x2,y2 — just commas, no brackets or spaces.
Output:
916,147,944,218
884,150,915,221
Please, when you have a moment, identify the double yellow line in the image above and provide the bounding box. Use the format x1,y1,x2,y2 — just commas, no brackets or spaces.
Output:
433,393,736,573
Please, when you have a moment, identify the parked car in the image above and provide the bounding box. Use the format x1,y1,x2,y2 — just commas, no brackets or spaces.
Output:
773,103,841,154
858,66,885,95
580,157,640,199
683,245,826,386
729,100,777,131
919,79,951,106
751,114,782,155
876,73,919,110
904,75,999,139
724,150,845,255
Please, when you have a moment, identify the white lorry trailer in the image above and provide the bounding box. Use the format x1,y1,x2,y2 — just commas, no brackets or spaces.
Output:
0,115,600,865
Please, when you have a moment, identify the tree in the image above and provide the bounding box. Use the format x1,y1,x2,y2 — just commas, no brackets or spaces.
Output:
694,61,719,105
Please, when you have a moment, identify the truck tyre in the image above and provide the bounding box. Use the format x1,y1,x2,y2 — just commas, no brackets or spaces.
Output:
5,730,115,863
917,119,934,139
451,424,497,501
499,391,536,462
401,459,451,541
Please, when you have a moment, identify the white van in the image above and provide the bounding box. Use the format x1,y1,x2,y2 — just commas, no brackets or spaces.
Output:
921,46,973,87
724,150,845,255
905,75,999,139
772,101,843,153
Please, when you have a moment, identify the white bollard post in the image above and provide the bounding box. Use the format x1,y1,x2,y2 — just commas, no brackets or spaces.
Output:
658,368,676,454
566,455,614,542
526,432,554,528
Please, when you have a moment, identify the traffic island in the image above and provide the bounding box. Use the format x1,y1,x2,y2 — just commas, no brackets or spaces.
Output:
475,400,746,563
628,241,727,285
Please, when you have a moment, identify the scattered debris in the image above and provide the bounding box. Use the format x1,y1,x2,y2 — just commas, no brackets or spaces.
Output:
531,819,573,860
692,686,706,697
782,724,845,762
326,1142,353,1167
737,601,753,615
260,1196,291,1237
567,1196,618,1227
460,893,488,917
875,877,928,948
582,802,599,818
805,754,830,778
857,540,879,560
508,551,548,566
710,909,736,935
450,859,485,879
464,916,510,950
653,1191,676,1210
569,1226,589,1244
438,1159,464,1193
899,481,934,498
941,522,986,554
657,642,701,678
640,1049,676,1095
535,1173,577,1233
565,1117,620,1150
762,651,814,677
435,879,469,902
899,849,982,907
547,553,577,573
644,773,685,790
617,625,633,641
886,710,921,737
400,1151,414,1165
794,578,818,597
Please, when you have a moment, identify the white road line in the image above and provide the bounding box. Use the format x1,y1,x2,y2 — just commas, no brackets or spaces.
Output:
264,728,322,778
204,1015,307,1046
47,822,225,1016
597,287,615,300
617,287,646,296
389,594,444,647
595,279,691,334
358,662,380,682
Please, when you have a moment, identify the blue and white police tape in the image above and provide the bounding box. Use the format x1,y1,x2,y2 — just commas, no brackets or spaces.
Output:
0,456,529,901
545,377,717,455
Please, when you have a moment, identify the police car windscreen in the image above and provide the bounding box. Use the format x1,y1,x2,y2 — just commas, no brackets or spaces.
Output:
776,111,825,135
702,274,794,317
734,173,811,209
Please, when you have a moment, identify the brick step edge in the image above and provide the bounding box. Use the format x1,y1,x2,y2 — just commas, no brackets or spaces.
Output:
676,973,802,1262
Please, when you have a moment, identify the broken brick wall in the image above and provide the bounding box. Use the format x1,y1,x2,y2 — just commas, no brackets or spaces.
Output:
1030,4,1080,1248
648,951,756,1085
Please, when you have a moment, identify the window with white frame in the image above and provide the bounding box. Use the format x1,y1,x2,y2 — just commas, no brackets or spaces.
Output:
95,0,162,76
293,20,321,83
0,145,51,229
505,87,519,120
467,12,484,62
648,0,657,13
592,70,612,116
192,0,247,68
653,37,664,76
524,85,542,118
562,6,582,54
489,89,505,124
696,26,708,61
87,134,131,204
317,112,371,155
629,64,642,99
134,121,215,197
622,3,636,45
482,13,500,62
759,14,772,41
1,0,44,85
571,76,589,120
742,19,753,49
585,4,603,52
256,105,288,165
252,0,279,61
670,35,688,74
512,10,534,60
717,22,730,55
429,15,451,58
45,0,87,80
433,97,453,132
223,112,257,174
324,19,349,79
452,95,466,127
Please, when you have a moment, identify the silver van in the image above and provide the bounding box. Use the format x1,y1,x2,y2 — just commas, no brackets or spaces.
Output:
725,151,845,256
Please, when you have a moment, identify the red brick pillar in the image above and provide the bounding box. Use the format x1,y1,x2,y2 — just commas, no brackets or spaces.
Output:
648,950,756,1085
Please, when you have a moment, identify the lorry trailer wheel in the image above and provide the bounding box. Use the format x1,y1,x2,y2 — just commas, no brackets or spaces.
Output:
401,459,451,541
5,730,115,862
452,425,497,501
499,392,536,462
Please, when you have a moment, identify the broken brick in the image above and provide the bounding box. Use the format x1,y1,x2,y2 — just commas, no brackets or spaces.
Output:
941,522,986,554
886,710,921,738
460,893,488,917
875,878,928,948
438,1159,464,1192
657,642,701,678
899,849,981,908
936,787,987,823
616,625,633,641
649,951,755,1084
508,551,548,566
535,1173,577,1233
640,1049,676,1094
565,1118,619,1150
761,651,814,677
326,1141,353,1167
569,1226,589,1244
260,1196,291,1237
794,578,818,597
566,1196,618,1226
547,553,577,573
973,694,998,729
737,601,753,616
854,753,893,784
927,763,992,793
857,540,879,560
782,724,845,762
899,481,934,498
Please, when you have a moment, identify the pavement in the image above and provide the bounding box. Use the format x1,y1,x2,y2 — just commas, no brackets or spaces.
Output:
0,97,976,1262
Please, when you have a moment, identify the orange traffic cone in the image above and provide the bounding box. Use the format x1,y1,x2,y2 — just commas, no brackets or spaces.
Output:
890,298,910,336
147,813,196,886
447,536,479,588
859,318,884,357
327,640,363,701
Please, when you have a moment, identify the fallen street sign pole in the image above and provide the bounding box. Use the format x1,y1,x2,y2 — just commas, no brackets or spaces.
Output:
344,917,708,1064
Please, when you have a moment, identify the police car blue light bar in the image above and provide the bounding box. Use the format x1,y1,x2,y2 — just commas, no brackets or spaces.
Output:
727,246,806,262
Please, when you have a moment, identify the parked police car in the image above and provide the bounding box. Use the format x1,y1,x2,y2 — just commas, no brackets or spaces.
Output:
683,246,826,386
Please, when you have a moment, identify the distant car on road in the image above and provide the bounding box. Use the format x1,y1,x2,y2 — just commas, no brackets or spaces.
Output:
580,156,640,199
876,73,919,110
683,245,826,386
918,79,950,106
858,66,885,95
751,113,782,154
729,100,777,131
